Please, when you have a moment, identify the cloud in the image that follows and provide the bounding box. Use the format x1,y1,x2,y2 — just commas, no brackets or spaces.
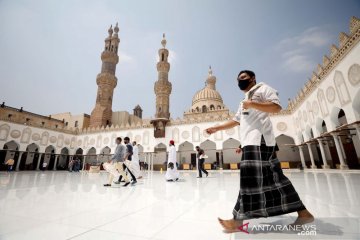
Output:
278,26,332,73
119,52,134,64
283,54,315,72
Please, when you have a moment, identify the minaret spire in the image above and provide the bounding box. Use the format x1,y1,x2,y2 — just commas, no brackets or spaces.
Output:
151,34,172,138
89,23,120,128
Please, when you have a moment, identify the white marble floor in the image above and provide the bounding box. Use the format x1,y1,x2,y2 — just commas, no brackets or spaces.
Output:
0,169,359,240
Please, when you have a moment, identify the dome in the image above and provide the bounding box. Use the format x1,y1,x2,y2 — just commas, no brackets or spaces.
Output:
192,66,224,106
192,87,223,105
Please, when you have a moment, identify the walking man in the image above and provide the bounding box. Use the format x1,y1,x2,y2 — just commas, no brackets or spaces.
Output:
165,140,179,181
103,137,130,187
131,141,142,179
5,158,15,172
206,70,314,232
195,146,208,178
122,137,137,186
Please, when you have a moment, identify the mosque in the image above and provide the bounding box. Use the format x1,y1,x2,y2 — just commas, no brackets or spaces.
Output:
1,16,360,172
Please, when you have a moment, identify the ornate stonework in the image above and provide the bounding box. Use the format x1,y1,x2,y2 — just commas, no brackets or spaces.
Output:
10,130,21,139
181,131,190,139
184,66,230,120
326,86,336,103
90,24,120,128
286,16,360,112
151,34,172,138
49,136,57,143
277,122,287,132
225,128,235,136
32,133,40,141
312,101,319,116
348,63,360,85
103,137,110,145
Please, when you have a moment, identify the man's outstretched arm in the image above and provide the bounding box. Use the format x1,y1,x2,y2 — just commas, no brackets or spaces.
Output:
206,120,239,134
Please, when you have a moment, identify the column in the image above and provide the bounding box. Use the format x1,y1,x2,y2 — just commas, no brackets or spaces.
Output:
306,143,317,169
36,153,43,170
298,146,307,169
338,136,347,163
220,150,224,170
53,155,59,170
331,133,349,169
355,126,360,142
317,139,330,169
82,156,87,171
151,153,154,171
15,152,24,171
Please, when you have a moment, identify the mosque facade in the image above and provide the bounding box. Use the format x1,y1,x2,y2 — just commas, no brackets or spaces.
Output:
1,16,360,171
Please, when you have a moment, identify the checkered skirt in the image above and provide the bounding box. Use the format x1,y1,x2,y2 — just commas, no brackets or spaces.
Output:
233,144,306,220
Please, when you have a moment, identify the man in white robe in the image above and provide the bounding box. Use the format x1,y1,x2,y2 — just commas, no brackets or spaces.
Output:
130,141,142,179
165,140,179,181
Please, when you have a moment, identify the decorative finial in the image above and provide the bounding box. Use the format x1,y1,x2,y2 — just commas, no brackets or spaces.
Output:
161,33,167,48
208,65,212,76
114,22,119,33
108,25,113,36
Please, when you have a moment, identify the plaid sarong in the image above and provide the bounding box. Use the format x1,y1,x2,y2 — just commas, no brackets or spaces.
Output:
233,144,306,220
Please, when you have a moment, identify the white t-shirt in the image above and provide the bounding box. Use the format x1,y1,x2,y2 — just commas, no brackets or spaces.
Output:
233,82,280,147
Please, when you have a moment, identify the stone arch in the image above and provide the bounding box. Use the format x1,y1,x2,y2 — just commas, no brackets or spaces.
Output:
3,140,19,150
178,141,195,166
275,134,300,162
57,147,70,170
153,143,167,166
210,104,215,110
99,146,111,162
200,140,217,164
0,140,20,170
0,124,10,141
85,147,97,165
202,105,207,113
315,117,328,135
192,126,200,142
222,138,241,165
43,145,56,170
329,107,349,128
20,143,40,171
154,143,167,152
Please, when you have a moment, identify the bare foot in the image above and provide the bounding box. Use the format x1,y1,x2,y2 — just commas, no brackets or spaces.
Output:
218,217,243,233
290,210,314,226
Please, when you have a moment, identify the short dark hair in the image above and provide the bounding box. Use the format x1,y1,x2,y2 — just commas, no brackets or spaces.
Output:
195,146,200,148
133,141,137,145
116,137,122,142
238,70,255,78
124,137,130,141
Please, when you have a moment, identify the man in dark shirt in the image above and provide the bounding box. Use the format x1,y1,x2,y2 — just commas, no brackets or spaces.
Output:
195,146,208,178
122,137,137,186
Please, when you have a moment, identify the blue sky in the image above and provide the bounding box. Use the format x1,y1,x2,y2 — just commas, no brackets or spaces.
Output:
0,0,359,119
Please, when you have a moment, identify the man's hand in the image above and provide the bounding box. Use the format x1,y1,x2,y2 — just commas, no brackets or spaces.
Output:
242,100,253,110
235,148,242,154
205,127,218,135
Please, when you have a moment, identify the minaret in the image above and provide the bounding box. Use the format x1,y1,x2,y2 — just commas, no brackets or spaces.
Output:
151,34,172,138
206,65,216,90
89,23,120,128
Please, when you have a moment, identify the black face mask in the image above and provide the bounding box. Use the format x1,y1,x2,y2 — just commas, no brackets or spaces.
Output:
238,78,252,90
